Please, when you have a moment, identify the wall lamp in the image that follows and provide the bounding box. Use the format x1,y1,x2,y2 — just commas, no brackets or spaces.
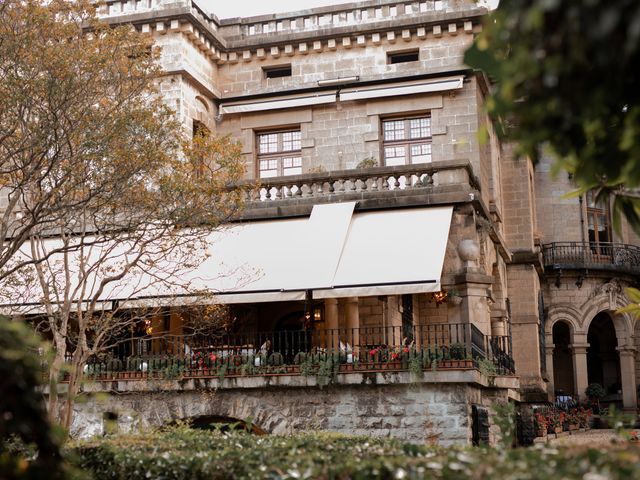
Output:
317,75,359,87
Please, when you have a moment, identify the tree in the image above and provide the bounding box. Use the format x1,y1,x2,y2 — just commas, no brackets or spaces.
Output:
0,316,65,479
465,0,640,234
0,0,245,430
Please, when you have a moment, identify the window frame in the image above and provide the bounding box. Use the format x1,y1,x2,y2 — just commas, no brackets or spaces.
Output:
387,49,420,64
263,64,292,79
256,128,302,178
585,191,612,254
381,115,433,166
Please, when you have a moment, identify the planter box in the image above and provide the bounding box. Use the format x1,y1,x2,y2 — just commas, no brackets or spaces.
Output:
440,359,474,369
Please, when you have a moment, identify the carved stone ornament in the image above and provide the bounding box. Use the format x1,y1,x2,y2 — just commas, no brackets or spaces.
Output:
457,239,480,267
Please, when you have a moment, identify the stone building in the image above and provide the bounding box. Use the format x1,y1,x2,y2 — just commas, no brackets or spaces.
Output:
7,0,640,442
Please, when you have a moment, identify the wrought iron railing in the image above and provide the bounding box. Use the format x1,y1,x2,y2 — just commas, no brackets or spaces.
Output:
78,323,514,380
542,242,640,275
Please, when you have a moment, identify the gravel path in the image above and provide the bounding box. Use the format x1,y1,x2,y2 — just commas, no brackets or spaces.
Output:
546,429,624,447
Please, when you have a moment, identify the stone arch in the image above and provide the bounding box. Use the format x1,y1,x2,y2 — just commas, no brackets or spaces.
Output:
193,95,213,132
586,311,621,400
545,304,582,339
581,293,632,341
551,320,575,396
186,415,268,435
96,390,293,437
195,95,210,113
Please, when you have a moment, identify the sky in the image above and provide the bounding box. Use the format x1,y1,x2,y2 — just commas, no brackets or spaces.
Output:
202,0,349,19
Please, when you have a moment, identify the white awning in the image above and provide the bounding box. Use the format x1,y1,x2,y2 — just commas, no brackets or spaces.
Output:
314,206,453,298
1,203,452,311
220,91,336,114
339,76,464,102
197,201,356,303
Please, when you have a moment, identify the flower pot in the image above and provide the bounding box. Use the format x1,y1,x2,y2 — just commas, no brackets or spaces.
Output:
535,427,547,438
554,427,562,434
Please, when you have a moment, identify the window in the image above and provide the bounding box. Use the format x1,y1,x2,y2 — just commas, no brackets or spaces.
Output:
382,116,432,166
263,65,292,79
585,191,611,253
388,49,419,64
257,130,302,178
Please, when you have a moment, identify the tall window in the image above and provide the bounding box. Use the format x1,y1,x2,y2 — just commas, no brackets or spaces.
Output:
257,129,302,178
382,116,432,166
586,191,611,253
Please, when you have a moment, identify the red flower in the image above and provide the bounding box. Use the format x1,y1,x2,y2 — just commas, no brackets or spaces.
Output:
209,353,217,363
391,352,399,361
369,348,378,357
402,347,410,353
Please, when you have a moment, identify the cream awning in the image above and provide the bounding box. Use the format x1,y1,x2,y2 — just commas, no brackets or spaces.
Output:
313,206,453,298
339,76,463,102
1,203,453,311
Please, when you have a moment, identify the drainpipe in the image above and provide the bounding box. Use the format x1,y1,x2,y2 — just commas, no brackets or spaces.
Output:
579,195,585,243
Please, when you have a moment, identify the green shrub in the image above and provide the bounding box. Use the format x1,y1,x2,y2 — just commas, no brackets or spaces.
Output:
69,427,640,480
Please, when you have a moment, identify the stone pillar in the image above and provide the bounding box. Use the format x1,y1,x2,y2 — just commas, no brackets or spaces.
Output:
344,297,360,348
571,342,589,403
617,346,638,410
545,344,555,396
324,298,339,351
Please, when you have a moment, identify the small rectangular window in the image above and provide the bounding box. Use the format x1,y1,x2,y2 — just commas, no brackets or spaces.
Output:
382,116,432,166
257,129,302,178
388,50,419,64
263,65,292,79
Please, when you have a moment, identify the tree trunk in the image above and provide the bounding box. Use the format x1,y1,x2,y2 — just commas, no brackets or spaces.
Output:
61,349,85,431
47,348,66,424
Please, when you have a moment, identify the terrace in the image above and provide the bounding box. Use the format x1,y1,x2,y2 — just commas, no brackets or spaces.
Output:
79,323,514,381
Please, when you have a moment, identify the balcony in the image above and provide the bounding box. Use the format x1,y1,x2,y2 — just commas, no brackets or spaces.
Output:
235,161,478,219
542,242,640,276
78,324,514,382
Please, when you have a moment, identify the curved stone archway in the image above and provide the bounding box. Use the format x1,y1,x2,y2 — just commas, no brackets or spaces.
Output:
551,321,574,397
586,312,621,403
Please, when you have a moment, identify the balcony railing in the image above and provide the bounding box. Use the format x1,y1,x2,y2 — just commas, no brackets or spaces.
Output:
542,242,640,275
236,161,477,205
77,323,514,381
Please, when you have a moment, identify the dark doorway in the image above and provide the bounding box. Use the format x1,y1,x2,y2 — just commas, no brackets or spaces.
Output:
587,313,621,399
273,311,311,362
552,321,574,397
185,415,267,435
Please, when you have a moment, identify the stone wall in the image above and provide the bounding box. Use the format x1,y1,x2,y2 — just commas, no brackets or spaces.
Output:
68,371,516,446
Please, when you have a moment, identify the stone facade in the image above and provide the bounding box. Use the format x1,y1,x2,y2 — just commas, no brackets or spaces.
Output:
6,0,639,445
68,371,516,446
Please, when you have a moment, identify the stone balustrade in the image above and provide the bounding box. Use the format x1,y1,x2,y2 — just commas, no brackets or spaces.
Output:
236,1,445,38
237,161,477,204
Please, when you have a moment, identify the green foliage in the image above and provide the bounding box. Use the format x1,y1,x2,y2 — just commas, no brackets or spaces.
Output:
70,427,640,479
617,287,640,318
356,157,378,169
0,316,66,479
585,383,607,400
492,402,516,449
465,0,640,235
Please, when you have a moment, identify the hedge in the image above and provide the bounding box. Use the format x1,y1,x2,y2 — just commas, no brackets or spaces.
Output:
70,427,640,480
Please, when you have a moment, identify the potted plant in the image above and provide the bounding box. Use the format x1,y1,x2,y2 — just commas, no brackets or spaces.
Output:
534,412,548,437
585,383,606,413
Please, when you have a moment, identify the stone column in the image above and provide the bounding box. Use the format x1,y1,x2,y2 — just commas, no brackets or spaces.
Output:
617,346,638,410
570,342,590,403
324,298,339,351
545,343,555,396
344,297,360,349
